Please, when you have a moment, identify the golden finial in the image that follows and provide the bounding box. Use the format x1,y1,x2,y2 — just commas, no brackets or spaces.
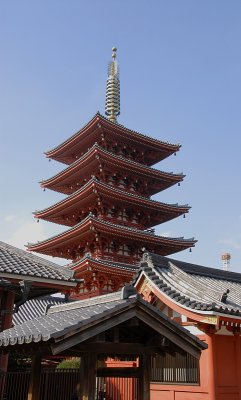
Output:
105,47,120,123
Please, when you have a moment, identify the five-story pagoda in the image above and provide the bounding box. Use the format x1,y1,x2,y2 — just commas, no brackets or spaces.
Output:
28,48,196,298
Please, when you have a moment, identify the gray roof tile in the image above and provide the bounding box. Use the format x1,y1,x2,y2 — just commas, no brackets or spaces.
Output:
135,253,241,317
0,241,76,283
0,291,206,351
13,296,68,325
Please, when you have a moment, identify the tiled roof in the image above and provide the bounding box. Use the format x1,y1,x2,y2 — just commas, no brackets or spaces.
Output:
35,177,190,216
45,112,180,156
135,253,241,317
28,213,196,251
13,295,68,325
0,241,76,284
70,254,138,273
41,143,184,186
98,113,180,148
0,290,206,352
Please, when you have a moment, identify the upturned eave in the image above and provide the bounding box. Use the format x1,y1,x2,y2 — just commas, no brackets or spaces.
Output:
27,215,196,258
34,178,190,227
134,253,241,324
41,144,184,195
45,113,181,165
70,255,137,277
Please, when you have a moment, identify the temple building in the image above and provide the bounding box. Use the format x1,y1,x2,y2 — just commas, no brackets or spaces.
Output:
1,48,240,400
0,241,78,372
28,48,195,298
134,252,241,400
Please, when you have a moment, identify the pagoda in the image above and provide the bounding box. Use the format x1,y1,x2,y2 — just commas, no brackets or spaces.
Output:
28,48,196,298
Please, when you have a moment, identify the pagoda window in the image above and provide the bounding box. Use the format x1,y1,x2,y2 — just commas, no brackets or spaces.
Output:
106,241,116,254
117,244,129,256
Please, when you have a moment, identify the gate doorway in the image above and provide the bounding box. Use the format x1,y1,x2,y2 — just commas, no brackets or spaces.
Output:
96,357,139,400
96,376,139,400
0,290,206,400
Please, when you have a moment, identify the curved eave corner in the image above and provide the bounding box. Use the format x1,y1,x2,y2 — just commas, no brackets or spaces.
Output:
44,112,100,159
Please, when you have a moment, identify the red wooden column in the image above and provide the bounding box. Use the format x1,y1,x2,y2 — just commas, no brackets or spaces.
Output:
205,332,216,400
234,332,241,400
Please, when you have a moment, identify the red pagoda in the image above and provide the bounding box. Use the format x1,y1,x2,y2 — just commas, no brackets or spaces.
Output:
28,48,196,298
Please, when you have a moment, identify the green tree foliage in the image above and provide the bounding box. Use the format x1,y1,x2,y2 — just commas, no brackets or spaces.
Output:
56,357,80,369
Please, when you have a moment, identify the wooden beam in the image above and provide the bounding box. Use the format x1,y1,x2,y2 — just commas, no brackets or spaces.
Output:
97,367,140,378
27,353,42,400
51,308,136,355
75,342,157,355
135,307,202,359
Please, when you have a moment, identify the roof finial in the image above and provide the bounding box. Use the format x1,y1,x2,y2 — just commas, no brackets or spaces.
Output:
105,47,120,123
112,46,117,61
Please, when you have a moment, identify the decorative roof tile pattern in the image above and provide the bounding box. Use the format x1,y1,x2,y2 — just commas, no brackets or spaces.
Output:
13,296,68,325
0,291,206,352
0,241,76,283
136,253,241,317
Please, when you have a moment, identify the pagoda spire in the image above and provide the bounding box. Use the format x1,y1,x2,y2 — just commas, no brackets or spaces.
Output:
105,47,120,123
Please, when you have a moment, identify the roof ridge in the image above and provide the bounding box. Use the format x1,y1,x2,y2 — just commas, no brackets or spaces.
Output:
139,253,241,316
48,290,122,314
99,114,181,148
143,252,241,282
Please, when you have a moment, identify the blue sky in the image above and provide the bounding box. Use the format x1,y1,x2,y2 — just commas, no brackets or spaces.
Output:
1,1,241,271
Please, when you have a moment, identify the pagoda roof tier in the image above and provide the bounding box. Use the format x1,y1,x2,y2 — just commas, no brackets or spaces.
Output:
69,256,138,298
27,214,196,259
70,254,138,277
41,143,184,196
35,178,190,228
45,113,181,166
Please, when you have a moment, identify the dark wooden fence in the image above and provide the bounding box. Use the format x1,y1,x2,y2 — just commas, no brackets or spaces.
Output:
0,354,199,399
1,369,80,400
